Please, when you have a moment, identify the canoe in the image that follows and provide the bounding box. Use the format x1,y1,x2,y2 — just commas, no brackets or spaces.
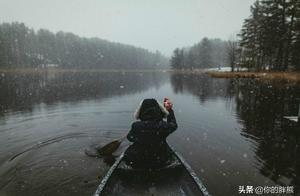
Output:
93,145,210,196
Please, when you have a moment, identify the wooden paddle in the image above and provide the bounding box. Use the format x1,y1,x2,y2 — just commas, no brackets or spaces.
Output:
96,136,127,155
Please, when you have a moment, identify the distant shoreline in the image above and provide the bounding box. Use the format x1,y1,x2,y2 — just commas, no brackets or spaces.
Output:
207,71,300,83
1,68,299,83
0,68,170,73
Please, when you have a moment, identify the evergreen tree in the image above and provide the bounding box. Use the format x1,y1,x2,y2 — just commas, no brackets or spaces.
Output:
240,0,300,71
0,22,168,69
170,48,184,69
197,37,213,68
290,0,300,70
170,38,228,69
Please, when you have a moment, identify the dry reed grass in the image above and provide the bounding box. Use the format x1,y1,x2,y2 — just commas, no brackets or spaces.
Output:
207,71,300,83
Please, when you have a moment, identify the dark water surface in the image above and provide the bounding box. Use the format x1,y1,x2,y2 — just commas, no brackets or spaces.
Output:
0,70,299,196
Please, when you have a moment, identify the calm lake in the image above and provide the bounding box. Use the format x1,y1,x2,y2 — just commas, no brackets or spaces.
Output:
0,70,299,196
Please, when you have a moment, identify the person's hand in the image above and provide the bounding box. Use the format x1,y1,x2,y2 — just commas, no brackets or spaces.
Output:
163,98,173,111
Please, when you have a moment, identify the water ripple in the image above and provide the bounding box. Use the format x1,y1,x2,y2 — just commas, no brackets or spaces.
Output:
9,132,88,162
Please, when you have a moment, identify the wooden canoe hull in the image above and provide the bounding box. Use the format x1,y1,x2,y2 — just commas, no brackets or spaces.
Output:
94,145,210,196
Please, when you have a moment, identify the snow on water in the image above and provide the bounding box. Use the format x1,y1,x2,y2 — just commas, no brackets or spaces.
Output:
0,71,299,196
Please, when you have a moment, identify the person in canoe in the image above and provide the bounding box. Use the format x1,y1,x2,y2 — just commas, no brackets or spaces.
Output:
124,98,178,169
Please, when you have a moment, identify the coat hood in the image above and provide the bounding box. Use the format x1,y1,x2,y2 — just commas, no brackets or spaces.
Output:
134,99,169,120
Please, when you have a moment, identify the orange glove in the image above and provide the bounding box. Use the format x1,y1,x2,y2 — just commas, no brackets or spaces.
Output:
163,98,173,111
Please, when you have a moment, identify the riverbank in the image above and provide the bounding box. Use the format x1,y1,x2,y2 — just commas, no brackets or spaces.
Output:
0,68,169,74
1,68,299,83
207,71,300,83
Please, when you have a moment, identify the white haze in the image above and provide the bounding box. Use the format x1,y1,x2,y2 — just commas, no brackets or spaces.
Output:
0,0,255,56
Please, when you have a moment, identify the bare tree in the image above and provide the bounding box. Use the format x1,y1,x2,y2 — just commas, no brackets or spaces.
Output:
226,35,239,72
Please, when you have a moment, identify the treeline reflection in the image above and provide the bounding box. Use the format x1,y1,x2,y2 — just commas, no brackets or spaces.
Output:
0,71,167,115
233,79,300,191
170,73,232,102
170,73,300,190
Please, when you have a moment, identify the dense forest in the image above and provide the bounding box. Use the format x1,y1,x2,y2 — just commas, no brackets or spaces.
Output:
171,0,300,71
170,38,228,69
240,0,300,71
0,22,168,69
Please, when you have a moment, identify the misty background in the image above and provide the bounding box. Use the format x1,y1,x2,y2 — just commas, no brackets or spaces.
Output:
1,1,300,196
0,0,255,56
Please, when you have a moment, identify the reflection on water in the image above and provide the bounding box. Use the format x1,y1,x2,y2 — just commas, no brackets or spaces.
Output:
232,79,300,189
171,73,300,195
0,71,168,196
170,73,232,102
0,71,166,115
0,71,299,196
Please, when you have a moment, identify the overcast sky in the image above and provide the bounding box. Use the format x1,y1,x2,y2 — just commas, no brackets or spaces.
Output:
0,0,255,56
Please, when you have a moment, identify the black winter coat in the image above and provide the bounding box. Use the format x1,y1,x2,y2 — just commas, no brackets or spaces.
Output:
124,109,177,169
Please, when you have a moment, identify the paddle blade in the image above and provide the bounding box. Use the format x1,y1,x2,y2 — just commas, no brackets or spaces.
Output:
96,140,122,155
